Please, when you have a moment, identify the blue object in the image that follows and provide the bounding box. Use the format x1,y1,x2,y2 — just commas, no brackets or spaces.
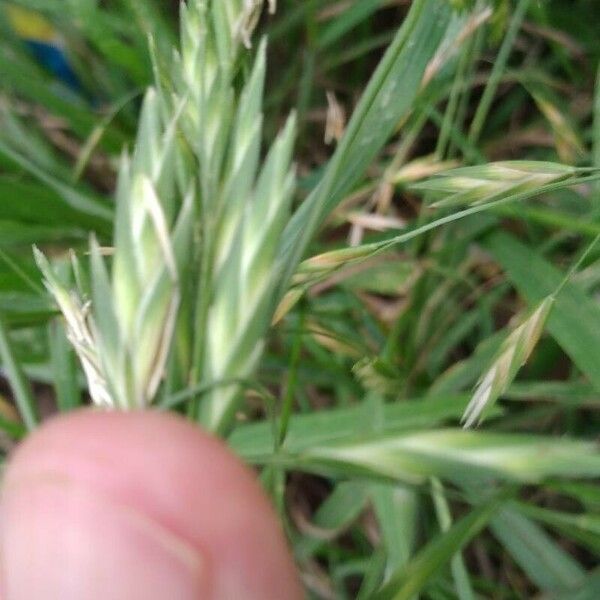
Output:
25,39,82,93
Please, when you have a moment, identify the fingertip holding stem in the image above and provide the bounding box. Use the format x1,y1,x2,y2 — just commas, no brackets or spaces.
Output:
0,410,302,600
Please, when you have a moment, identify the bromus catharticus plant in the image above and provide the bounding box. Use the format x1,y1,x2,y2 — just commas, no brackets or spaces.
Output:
4,2,600,596
36,0,452,434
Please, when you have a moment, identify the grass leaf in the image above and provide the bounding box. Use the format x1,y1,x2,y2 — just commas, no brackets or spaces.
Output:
373,492,507,600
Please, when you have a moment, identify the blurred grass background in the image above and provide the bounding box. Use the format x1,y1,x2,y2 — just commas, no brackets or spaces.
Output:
1,1,600,598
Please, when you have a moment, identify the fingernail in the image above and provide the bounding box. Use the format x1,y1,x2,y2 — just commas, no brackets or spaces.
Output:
1,475,208,600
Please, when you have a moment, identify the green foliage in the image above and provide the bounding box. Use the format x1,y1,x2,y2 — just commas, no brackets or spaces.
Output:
1,0,600,597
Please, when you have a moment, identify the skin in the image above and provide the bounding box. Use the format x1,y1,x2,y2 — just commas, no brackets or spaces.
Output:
0,410,303,600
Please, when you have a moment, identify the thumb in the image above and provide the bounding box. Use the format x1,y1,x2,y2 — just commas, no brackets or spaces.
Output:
0,410,302,600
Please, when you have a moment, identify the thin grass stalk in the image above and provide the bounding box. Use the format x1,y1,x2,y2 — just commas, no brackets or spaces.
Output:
430,477,475,600
467,0,531,144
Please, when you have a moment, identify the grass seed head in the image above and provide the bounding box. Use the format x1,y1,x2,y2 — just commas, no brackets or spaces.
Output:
34,248,113,408
413,160,580,208
36,0,293,426
462,296,554,428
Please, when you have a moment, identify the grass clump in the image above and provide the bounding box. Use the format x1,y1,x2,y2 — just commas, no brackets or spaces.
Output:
1,0,600,597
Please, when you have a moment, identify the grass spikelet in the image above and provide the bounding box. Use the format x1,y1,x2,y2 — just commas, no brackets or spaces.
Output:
34,248,113,408
414,160,582,208
236,0,275,48
462,297,554,428
324,91,346,145
463,232,600,429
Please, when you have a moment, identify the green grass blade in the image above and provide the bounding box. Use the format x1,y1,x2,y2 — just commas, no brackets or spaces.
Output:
431,478,474,600
296,481,369,561
0,141,113,225
295,429,600,486
491,508,585,593
278,0,453,296
560,570,600,600
373,492,508,600
0,412,26,440
594,62,600,210
371,483,419,577
467,0,531,145
516,503,600,555
0,314,38,431
317,0,384,50
48,319,81,411
229,394,470,459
